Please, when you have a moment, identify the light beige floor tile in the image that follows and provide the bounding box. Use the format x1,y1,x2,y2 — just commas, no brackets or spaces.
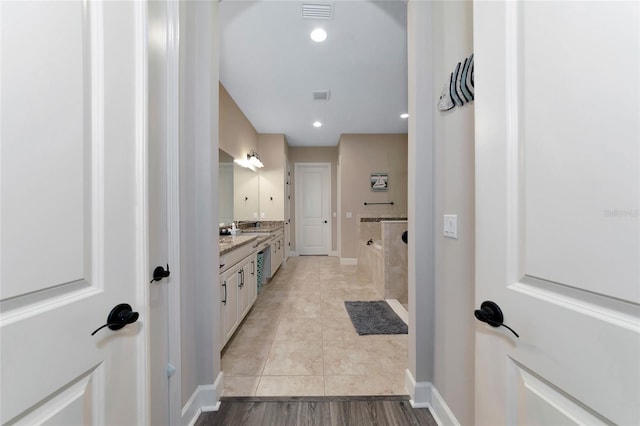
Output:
221,255,408,397
348,288,383,300
321,317,359,341
274,318,322,341
322,340,377,375
279,300,322,319
222,346,270,376
222,376,260,396
263,340,324,376
255,376,325,396
324,375,402,396
230,318,279,343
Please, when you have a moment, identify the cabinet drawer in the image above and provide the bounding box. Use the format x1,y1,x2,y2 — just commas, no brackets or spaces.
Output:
220,242,255,273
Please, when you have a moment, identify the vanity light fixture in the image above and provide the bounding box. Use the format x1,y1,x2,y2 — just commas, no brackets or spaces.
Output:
247,150,264,168
313,121,322,128
233,150,263,172
234,157,255,172
310,28,327,42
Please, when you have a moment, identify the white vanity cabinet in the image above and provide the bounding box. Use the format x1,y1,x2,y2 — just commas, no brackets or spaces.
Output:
219,240,258,347
270,230,285,277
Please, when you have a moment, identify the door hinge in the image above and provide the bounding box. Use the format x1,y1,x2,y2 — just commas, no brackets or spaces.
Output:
167,363,176,378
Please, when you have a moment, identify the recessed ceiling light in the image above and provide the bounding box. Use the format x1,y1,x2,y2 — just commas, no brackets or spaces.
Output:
310,28,327,42
400,113,409,119
313,121,322,128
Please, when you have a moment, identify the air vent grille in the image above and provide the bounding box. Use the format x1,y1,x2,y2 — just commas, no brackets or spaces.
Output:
312,90,331,101
302,3,333,20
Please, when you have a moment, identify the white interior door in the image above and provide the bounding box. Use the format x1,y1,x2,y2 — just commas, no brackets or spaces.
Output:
1,1,148,424
474,2,639,425
295,163,331,255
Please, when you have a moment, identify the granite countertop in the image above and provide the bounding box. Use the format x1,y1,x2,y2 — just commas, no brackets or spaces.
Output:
219,235,258,255
238,222,284,233
219,223,284,255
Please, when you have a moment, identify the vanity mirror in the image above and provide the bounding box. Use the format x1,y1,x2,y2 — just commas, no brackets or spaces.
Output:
218,148,260,225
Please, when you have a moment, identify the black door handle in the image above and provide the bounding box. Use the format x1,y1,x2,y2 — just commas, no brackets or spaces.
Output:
324,220,328,223
222,281,227,305
474,300,519,338
91,303,139,336
150,264,170,283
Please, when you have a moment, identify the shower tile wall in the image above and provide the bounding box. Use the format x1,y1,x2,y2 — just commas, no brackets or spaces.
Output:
382,221,408,304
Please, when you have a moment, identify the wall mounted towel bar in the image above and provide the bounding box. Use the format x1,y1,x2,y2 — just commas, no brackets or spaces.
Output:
363,202,394,206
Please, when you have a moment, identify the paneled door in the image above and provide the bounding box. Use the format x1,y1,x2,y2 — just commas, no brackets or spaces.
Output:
295,163,331,255
474,2,639,425
1,1,148,424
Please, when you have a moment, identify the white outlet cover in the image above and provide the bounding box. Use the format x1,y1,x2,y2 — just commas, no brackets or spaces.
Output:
346,212,353,219
443,214,458,239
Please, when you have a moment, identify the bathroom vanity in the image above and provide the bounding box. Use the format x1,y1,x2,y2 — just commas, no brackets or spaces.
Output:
218,222,285,348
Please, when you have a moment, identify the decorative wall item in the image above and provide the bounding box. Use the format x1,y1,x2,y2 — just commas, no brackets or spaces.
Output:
370,173,388,192
438,53,474,111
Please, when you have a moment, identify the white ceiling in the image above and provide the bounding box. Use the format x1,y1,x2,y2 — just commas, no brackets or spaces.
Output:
219,0,408,147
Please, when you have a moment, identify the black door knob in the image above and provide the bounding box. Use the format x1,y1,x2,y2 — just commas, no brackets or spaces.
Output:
474,300,519,338
91,303,140,336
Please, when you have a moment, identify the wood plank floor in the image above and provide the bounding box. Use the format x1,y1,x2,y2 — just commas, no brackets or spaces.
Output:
195,396,438,426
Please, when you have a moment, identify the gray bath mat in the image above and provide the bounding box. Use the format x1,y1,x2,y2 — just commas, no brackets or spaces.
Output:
344,301,408,335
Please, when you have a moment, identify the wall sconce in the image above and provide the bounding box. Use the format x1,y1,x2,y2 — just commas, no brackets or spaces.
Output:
233,150,264,172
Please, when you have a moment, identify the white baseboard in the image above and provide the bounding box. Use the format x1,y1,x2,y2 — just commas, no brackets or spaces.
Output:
288,251,298,257
329,250,338,257
404,369,459,426
386,299,408,324
405,369,431,408
182,372,223,426
430,385,460,426
340,257,357,265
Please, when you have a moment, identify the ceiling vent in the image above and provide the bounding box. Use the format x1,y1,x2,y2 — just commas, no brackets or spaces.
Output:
302,3,333,20
312,90,331,101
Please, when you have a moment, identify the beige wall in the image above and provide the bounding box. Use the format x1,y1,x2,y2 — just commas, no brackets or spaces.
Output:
338,134,408,258
219,83,258,159
258,134,287,221
431,1,475,424
288,147,339,252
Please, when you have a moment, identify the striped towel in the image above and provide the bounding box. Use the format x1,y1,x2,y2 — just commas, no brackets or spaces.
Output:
438,53,474,111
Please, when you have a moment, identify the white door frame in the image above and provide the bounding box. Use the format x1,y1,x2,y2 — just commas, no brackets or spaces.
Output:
146,1,182,423
165,0,182,423
294,162,332,256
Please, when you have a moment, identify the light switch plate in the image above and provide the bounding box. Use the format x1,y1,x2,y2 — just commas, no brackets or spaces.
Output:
346,212,353,219
443,214,458,239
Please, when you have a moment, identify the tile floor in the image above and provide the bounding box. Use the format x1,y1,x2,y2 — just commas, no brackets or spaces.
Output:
221,256,409,397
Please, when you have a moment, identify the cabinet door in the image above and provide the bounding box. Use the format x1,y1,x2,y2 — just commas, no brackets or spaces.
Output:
269,240,278,278
247,255,258,306
237,264,248,320
270,235,284,276
220,267,239,344
238,255,257,319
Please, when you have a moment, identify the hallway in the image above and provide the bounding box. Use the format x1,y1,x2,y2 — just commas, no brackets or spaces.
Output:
222,256,408,397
